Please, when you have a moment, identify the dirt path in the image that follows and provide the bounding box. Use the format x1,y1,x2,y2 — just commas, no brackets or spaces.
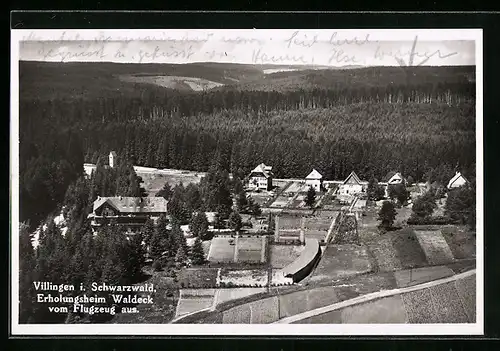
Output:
273,269,476,324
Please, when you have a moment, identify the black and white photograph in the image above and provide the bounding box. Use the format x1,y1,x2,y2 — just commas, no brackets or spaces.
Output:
10,28,483,335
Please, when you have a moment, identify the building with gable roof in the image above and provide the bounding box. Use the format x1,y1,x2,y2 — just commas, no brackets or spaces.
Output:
447,171,469,189
248,163,273,191
305,169,323,192
88,196,168,234
338,171,364,196
109,151,118,168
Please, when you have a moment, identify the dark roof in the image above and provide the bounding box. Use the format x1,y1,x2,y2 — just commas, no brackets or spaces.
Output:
93,197,167,213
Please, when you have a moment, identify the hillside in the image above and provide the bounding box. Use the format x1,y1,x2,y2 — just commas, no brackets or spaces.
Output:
19,61,475,99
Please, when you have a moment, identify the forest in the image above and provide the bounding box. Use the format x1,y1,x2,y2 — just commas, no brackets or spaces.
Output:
17,61,477,324
19,62,476,230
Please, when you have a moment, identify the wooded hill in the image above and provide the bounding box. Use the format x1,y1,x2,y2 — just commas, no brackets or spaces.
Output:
19,61,476,228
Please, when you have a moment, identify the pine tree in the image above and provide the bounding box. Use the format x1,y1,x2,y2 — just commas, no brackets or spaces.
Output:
19,223,36,323
190,212,209,239
190,237,205,265
149,215,169,260
175,246,188,267
228,211,243,232
156,182,173,200
367,177,385,201
412,191,437,218
377,200,397,230
141,218,155,251
305,186,316,208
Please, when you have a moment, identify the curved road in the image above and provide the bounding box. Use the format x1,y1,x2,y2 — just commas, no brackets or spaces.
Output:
273,269,476,324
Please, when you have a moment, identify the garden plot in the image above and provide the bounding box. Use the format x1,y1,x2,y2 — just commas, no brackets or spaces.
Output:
283,182,305,194
340,295,408,323
414,230,455,265
175,289,215,318
270,196,290,208
278,215,302,230
428,281,469,323
270,244,305,269
401,288,441,323
454,274,476,322
208,237,235,262
310,244,372,282
177,268,219,289
218,269,268,287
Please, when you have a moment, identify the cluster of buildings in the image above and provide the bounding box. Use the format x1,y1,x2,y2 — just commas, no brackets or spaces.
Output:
87,153,471,234
247,162,470,196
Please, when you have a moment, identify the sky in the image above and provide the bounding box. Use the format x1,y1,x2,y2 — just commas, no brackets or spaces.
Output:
16,29,477,67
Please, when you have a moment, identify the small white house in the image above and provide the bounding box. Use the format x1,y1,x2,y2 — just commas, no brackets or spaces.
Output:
385,172,405,197
447,171,469,189
387,172,404,185
305,169,323,192
338,171,363,195
248,163,273,191
109,151,117,168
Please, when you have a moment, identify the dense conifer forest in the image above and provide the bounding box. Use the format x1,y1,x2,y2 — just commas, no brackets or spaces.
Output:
17,61,476,323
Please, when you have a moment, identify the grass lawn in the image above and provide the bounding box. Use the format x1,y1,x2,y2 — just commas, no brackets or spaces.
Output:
175,295,214,318
441,227,476,259
292,310,342,324
310,244,372,283
138,172,203,196
340,295,408,323
177,268,219,289
208,237,235,262
215,288,267,306
270,244,305,269
393,265,454,288
391,228,429,269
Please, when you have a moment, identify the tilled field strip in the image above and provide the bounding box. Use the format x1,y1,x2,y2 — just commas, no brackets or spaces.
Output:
273,269,476,324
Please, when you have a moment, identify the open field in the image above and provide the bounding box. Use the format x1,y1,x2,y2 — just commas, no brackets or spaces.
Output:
139,172,204,196
270,244,305,268
310,244,372,283
341,295,408,323
428,281,470,323
119,74,224,91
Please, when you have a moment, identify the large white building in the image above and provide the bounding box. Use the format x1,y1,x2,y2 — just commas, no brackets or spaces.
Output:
447,171,469,189
305,169,323,192
248,163,273,191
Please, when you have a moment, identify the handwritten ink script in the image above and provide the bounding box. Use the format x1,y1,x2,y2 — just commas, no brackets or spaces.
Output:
21,30,465,66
